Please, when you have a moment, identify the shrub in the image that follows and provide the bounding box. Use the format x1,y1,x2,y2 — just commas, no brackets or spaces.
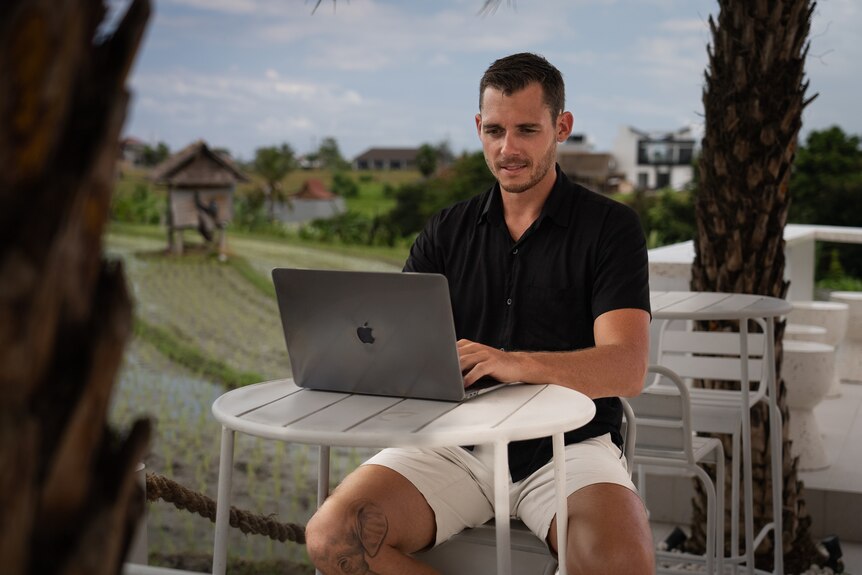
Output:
111,183,164,224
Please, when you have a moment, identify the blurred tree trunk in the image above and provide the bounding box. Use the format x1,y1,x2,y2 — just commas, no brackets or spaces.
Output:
0,1,151,573
690,0,819,571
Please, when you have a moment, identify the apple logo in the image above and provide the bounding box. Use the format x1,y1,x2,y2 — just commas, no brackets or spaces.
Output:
356,322,375,344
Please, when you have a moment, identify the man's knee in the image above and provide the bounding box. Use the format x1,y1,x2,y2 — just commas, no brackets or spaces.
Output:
305,498,390,574
567,532,654,575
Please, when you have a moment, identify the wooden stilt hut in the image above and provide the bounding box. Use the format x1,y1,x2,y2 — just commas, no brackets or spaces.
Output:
151,140,248,257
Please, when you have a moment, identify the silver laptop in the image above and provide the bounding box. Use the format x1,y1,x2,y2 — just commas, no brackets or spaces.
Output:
271,268,507,401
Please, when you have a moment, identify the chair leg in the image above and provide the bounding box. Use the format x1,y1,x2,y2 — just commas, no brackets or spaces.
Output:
731,429,740,575
694,466,716,575
715,442,726,575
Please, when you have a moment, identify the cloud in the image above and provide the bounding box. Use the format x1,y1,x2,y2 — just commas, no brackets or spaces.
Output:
164,0,260,14
660,18,708,33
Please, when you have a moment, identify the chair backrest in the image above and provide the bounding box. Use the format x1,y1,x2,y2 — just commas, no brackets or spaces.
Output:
654,317,768,398
629,365,694,463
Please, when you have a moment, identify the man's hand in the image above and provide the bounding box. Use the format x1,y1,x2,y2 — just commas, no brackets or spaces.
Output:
457,339,525,387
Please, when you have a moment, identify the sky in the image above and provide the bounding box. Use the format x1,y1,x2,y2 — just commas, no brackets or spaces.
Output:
117,0,862,162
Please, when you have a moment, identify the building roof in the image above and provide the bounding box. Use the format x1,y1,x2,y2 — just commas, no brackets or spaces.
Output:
151,140,248,188
556,150,617,181
624,126,696,142
291,178,336,200
353,147,419,162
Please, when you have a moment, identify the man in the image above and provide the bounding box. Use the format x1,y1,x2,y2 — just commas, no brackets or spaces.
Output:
305,52,654,575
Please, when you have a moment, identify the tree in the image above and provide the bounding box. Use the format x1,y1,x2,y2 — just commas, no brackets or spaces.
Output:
0,0,152,573
253,143,296,221
141,141,170,166
316,136,350,171
789,126,862,277
691,0,819,571
416,143,439,178
385,151,494,237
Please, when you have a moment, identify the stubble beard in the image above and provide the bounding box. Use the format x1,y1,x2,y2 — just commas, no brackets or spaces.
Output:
488,141,557,195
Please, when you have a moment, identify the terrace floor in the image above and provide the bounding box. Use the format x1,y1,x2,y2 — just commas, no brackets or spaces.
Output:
796,380,862,573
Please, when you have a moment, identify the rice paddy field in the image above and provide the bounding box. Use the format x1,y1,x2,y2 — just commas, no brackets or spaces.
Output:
105,227,404,572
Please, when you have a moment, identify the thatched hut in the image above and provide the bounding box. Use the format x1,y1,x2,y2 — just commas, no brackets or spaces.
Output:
151,140,248,256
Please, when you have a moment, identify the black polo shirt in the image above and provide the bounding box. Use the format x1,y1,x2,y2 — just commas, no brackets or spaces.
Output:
404,165,650,482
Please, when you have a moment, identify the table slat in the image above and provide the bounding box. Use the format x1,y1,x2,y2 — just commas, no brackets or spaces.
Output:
213,379,300,417
285,394,405,433
242,389,349,427
655,292,732,315
420,385,544,433
350,399,460,434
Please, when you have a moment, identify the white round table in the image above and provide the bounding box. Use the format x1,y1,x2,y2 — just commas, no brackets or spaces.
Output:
211,379,596,575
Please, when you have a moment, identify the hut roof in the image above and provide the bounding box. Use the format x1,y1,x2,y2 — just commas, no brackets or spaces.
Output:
292,178,336,200
152,140,248,188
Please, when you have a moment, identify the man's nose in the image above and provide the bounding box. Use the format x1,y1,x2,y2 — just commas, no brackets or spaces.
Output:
500,132,519,156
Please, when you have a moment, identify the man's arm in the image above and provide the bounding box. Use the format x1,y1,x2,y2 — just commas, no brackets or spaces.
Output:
458,307,649,399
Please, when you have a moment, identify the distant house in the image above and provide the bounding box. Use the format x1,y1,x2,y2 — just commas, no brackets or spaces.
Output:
556,149,627,194
272,178,346,224
151,139,248,256
353,147,419,170
119,136,147,166
613,126,696,191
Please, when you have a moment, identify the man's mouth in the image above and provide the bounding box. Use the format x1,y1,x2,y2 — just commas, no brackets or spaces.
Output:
499,163,528,173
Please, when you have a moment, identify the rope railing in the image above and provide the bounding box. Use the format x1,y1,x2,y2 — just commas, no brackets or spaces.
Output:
145,472,306,544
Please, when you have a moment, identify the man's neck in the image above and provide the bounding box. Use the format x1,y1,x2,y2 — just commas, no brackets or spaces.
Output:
500,170,557,242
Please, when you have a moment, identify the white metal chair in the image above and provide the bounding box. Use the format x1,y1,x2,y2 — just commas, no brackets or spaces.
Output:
631,364,725,574
654,317,771,573
416,398,637,575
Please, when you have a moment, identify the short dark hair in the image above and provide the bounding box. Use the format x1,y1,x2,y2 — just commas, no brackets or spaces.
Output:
479,52,565,119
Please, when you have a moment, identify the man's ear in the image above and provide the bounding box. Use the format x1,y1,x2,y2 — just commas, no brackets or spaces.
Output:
557,111,574,142
475,113,483,136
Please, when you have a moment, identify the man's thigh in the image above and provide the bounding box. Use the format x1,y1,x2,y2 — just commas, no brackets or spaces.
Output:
363,446,496,547
513,433,639,544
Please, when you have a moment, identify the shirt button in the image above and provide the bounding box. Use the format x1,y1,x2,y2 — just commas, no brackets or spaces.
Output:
506,298,512,305
512,248,519,255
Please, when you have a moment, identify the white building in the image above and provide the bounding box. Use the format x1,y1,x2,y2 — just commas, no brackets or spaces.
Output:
613,126,697,191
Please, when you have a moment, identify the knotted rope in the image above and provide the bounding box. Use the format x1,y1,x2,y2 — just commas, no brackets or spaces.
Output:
145,472,306,544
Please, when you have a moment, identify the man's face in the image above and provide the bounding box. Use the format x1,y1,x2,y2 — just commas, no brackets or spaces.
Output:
476,82,571,195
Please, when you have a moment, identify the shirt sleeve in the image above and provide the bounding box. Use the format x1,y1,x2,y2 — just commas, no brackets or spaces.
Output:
403,215,441,274
591,202,651,319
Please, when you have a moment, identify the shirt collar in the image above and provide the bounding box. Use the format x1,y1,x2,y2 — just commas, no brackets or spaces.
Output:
478,164,574,228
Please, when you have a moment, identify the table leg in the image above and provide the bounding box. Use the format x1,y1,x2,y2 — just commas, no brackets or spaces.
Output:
212,426,235,575
553,433,568,575
740,322,756,574
767,319,784,575
318,445,330,508
493,441,511,575
315,445,331,575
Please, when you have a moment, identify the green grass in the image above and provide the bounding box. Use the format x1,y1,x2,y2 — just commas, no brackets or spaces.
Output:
109,221,410,268
133,317,264,389
346,180,396,217
228,254,276,298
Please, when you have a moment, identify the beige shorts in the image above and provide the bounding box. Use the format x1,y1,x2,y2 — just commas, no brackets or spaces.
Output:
363,433,637,547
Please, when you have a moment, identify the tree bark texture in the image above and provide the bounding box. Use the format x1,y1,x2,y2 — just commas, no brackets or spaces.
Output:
691,0,819,571
0,1,151,573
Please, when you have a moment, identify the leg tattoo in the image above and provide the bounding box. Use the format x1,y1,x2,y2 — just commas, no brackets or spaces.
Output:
328,499,389,575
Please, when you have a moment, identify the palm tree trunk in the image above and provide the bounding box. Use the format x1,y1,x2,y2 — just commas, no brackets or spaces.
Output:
690,0,819,571
0,1,151,573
